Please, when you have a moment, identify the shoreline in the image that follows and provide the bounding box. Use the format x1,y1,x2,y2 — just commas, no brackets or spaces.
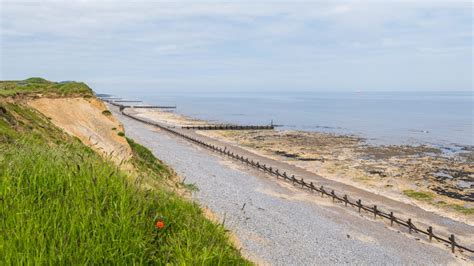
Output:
130,107,474,225
161,105,474,151
115,106,472,264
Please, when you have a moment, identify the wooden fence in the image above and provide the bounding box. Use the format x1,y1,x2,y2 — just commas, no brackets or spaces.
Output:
120,108,474,255
182,125,274,130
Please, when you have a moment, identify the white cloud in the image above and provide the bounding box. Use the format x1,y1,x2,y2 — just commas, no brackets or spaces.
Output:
0,0,472,91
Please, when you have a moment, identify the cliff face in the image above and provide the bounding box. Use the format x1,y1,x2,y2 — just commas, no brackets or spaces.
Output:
0,78,249,264
28,97,132,164
1,78,131,163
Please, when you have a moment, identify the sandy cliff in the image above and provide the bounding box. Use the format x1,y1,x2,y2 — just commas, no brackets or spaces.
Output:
28,97,132,164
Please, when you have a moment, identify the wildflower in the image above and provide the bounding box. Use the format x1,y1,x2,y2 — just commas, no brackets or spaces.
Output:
153,215,167,231
155,220,165,230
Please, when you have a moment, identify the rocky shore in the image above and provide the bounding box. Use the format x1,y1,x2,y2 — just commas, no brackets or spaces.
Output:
131,108,474,224
117,107,472,264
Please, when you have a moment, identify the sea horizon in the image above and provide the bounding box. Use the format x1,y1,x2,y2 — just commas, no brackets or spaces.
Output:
100,90,474,148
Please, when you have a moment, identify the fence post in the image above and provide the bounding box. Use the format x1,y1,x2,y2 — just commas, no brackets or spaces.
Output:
449,235,455,253
310,182,315,191
408,219,412,234
331,190,335,201
427,226,433,242
373,205,377,219
357,199,362,213
343,195,348,206
300,178,304,188
390,212,394,226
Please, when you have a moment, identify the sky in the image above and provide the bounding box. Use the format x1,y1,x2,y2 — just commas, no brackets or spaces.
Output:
1,0,472,93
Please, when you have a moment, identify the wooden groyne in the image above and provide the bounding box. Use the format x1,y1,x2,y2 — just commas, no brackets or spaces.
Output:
99,97,122,100
182,125,274,130
99,94,177,110
104,100,176,109
119,106,473,256
119,105,176,109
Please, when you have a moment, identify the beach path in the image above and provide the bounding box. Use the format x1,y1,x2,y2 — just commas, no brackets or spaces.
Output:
112,106,472,265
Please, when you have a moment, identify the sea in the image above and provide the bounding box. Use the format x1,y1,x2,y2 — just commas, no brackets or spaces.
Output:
112,90,473,149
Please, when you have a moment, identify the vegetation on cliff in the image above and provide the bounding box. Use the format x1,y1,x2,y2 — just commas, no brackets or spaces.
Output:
0,78,93,97
0,79,249,264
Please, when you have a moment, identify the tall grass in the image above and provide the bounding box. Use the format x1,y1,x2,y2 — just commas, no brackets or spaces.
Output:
0,78,93,97
127,137,172,180
0,101,249,264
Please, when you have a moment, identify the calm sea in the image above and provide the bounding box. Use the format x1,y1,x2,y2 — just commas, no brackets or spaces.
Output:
116,91,473,148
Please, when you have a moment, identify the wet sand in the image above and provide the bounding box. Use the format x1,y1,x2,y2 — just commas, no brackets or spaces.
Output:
132,108,474,225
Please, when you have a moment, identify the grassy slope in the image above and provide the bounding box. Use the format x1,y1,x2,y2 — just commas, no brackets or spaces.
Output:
0,77,93,97
0,80,249,264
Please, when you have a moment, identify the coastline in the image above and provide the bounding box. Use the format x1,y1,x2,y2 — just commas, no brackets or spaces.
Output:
131,108,474,225
116,106,472,264
0,79,251,264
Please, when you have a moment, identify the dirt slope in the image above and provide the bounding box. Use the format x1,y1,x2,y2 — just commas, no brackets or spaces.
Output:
28,97,132,163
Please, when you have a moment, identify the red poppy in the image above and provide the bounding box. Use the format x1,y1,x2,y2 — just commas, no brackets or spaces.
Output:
155,220,165,229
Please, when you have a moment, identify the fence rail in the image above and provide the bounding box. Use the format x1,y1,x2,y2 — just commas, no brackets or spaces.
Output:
120,108,474,255
182,125,274,130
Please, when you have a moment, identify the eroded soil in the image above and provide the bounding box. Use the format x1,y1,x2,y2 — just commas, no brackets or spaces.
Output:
28,97,132,164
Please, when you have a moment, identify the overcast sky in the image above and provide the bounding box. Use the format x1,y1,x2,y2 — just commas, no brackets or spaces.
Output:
1,0,472,93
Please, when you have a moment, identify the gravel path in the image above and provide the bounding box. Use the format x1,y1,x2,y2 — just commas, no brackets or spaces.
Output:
114,109,466,265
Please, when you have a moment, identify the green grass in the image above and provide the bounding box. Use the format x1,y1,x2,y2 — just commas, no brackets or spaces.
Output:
0,102,67,143
436,201,474,215
0,78,93,97
102,110,112,116
117,131,125,137
126,137,172,180
451,205,474,215
404,190,474,215
0,100,249,264
181,182,200,192
25,77,50,83
403,189,435,201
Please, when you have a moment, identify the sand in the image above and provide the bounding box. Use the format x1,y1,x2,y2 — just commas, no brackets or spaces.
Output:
28,97,132,164
128,108,474,225
113,106,472,264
